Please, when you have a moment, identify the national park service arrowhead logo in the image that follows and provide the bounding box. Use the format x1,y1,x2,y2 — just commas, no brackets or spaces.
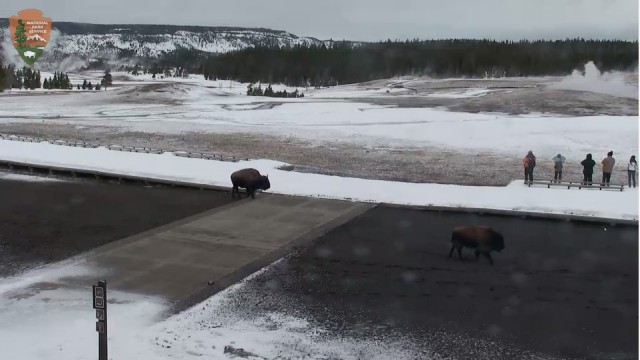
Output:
10,9,52,65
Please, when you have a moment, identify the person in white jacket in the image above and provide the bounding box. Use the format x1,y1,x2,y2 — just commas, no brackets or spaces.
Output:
628,155,637,188
551,154,566,182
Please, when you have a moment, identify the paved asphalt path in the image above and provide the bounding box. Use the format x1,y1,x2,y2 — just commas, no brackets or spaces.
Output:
234,206,638,360
0,176,233,277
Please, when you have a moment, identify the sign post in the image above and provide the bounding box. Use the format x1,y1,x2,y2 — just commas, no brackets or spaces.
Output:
93,280,107,360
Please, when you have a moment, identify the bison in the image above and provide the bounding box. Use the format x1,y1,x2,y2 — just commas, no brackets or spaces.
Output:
230,168,270,199
448,225,505,265
24,51,36,59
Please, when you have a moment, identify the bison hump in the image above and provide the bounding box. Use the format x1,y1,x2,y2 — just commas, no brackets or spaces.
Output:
231,168,263,186
452,225,493,238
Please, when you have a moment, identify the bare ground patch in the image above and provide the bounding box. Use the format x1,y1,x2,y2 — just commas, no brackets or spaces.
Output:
359,88,638,116
2,123,629,186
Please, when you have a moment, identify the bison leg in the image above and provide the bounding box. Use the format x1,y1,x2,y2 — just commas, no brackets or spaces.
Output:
231,185,238,198
484,253,494,265
456,245,463,260
448,244,455,258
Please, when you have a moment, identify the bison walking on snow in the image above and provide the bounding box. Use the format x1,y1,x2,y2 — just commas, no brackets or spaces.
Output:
230,168,270,199
449,225,505,265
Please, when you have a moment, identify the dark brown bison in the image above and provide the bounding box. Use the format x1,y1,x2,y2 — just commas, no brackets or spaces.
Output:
230,168,270,199
448,225,505,265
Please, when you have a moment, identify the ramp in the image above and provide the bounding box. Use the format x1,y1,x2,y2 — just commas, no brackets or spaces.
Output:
56,194,372,311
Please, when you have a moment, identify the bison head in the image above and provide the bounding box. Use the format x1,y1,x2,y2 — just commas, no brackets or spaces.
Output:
260,175,271,191
492,231,505,252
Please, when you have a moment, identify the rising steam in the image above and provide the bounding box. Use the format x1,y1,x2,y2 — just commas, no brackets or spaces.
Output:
549,61,638,99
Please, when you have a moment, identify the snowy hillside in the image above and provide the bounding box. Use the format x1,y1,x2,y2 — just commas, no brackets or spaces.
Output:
0,20,335,58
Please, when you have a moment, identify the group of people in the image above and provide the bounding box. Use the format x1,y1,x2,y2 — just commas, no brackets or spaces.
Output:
522,150,637,188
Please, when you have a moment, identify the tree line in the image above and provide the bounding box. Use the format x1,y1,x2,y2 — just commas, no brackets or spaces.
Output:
247,83,304,98
0,65,113,91
201,39,638,87
1,38,637,91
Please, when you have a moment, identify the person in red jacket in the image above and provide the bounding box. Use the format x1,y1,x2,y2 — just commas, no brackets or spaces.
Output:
522,150,536,183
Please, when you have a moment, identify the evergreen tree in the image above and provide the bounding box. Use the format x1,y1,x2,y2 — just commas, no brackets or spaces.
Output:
82,79,87,90
265,84,274,97
151,63,159,78
23,69,31,90
0,66,5,92
15,20,27,48
101,69,112,90
11,66,21,89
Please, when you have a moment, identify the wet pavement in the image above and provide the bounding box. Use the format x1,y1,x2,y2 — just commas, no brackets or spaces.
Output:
0,175,233,277
231,206,638,360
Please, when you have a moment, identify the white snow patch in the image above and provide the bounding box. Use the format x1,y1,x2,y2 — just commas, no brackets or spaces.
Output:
0,284,167,360
0,140,636,220
426,88,493,98
0,172,66,182
0,257,425,360
144,262,425,360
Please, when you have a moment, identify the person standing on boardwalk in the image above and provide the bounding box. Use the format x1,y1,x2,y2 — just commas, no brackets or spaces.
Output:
581,153,596,185
523,151,536,183
628,155,637,188
551,153,566,182
601,151,615,186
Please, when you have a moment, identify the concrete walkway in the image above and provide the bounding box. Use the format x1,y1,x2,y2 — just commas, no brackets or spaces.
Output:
56,194,372,310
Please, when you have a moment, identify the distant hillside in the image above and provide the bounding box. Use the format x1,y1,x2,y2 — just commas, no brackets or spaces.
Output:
0,19,339,59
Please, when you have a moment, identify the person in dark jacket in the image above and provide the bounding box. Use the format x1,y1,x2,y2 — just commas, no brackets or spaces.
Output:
581,153,596,185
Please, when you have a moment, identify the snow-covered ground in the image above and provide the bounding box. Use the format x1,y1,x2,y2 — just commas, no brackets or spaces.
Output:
0,259,429,360
0,76,636,162
0,139,636,221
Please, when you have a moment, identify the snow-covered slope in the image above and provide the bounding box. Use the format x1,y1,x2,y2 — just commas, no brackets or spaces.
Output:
0,20,335,58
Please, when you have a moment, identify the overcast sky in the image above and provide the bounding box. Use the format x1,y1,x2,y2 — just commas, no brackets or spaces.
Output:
0,0,637,41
